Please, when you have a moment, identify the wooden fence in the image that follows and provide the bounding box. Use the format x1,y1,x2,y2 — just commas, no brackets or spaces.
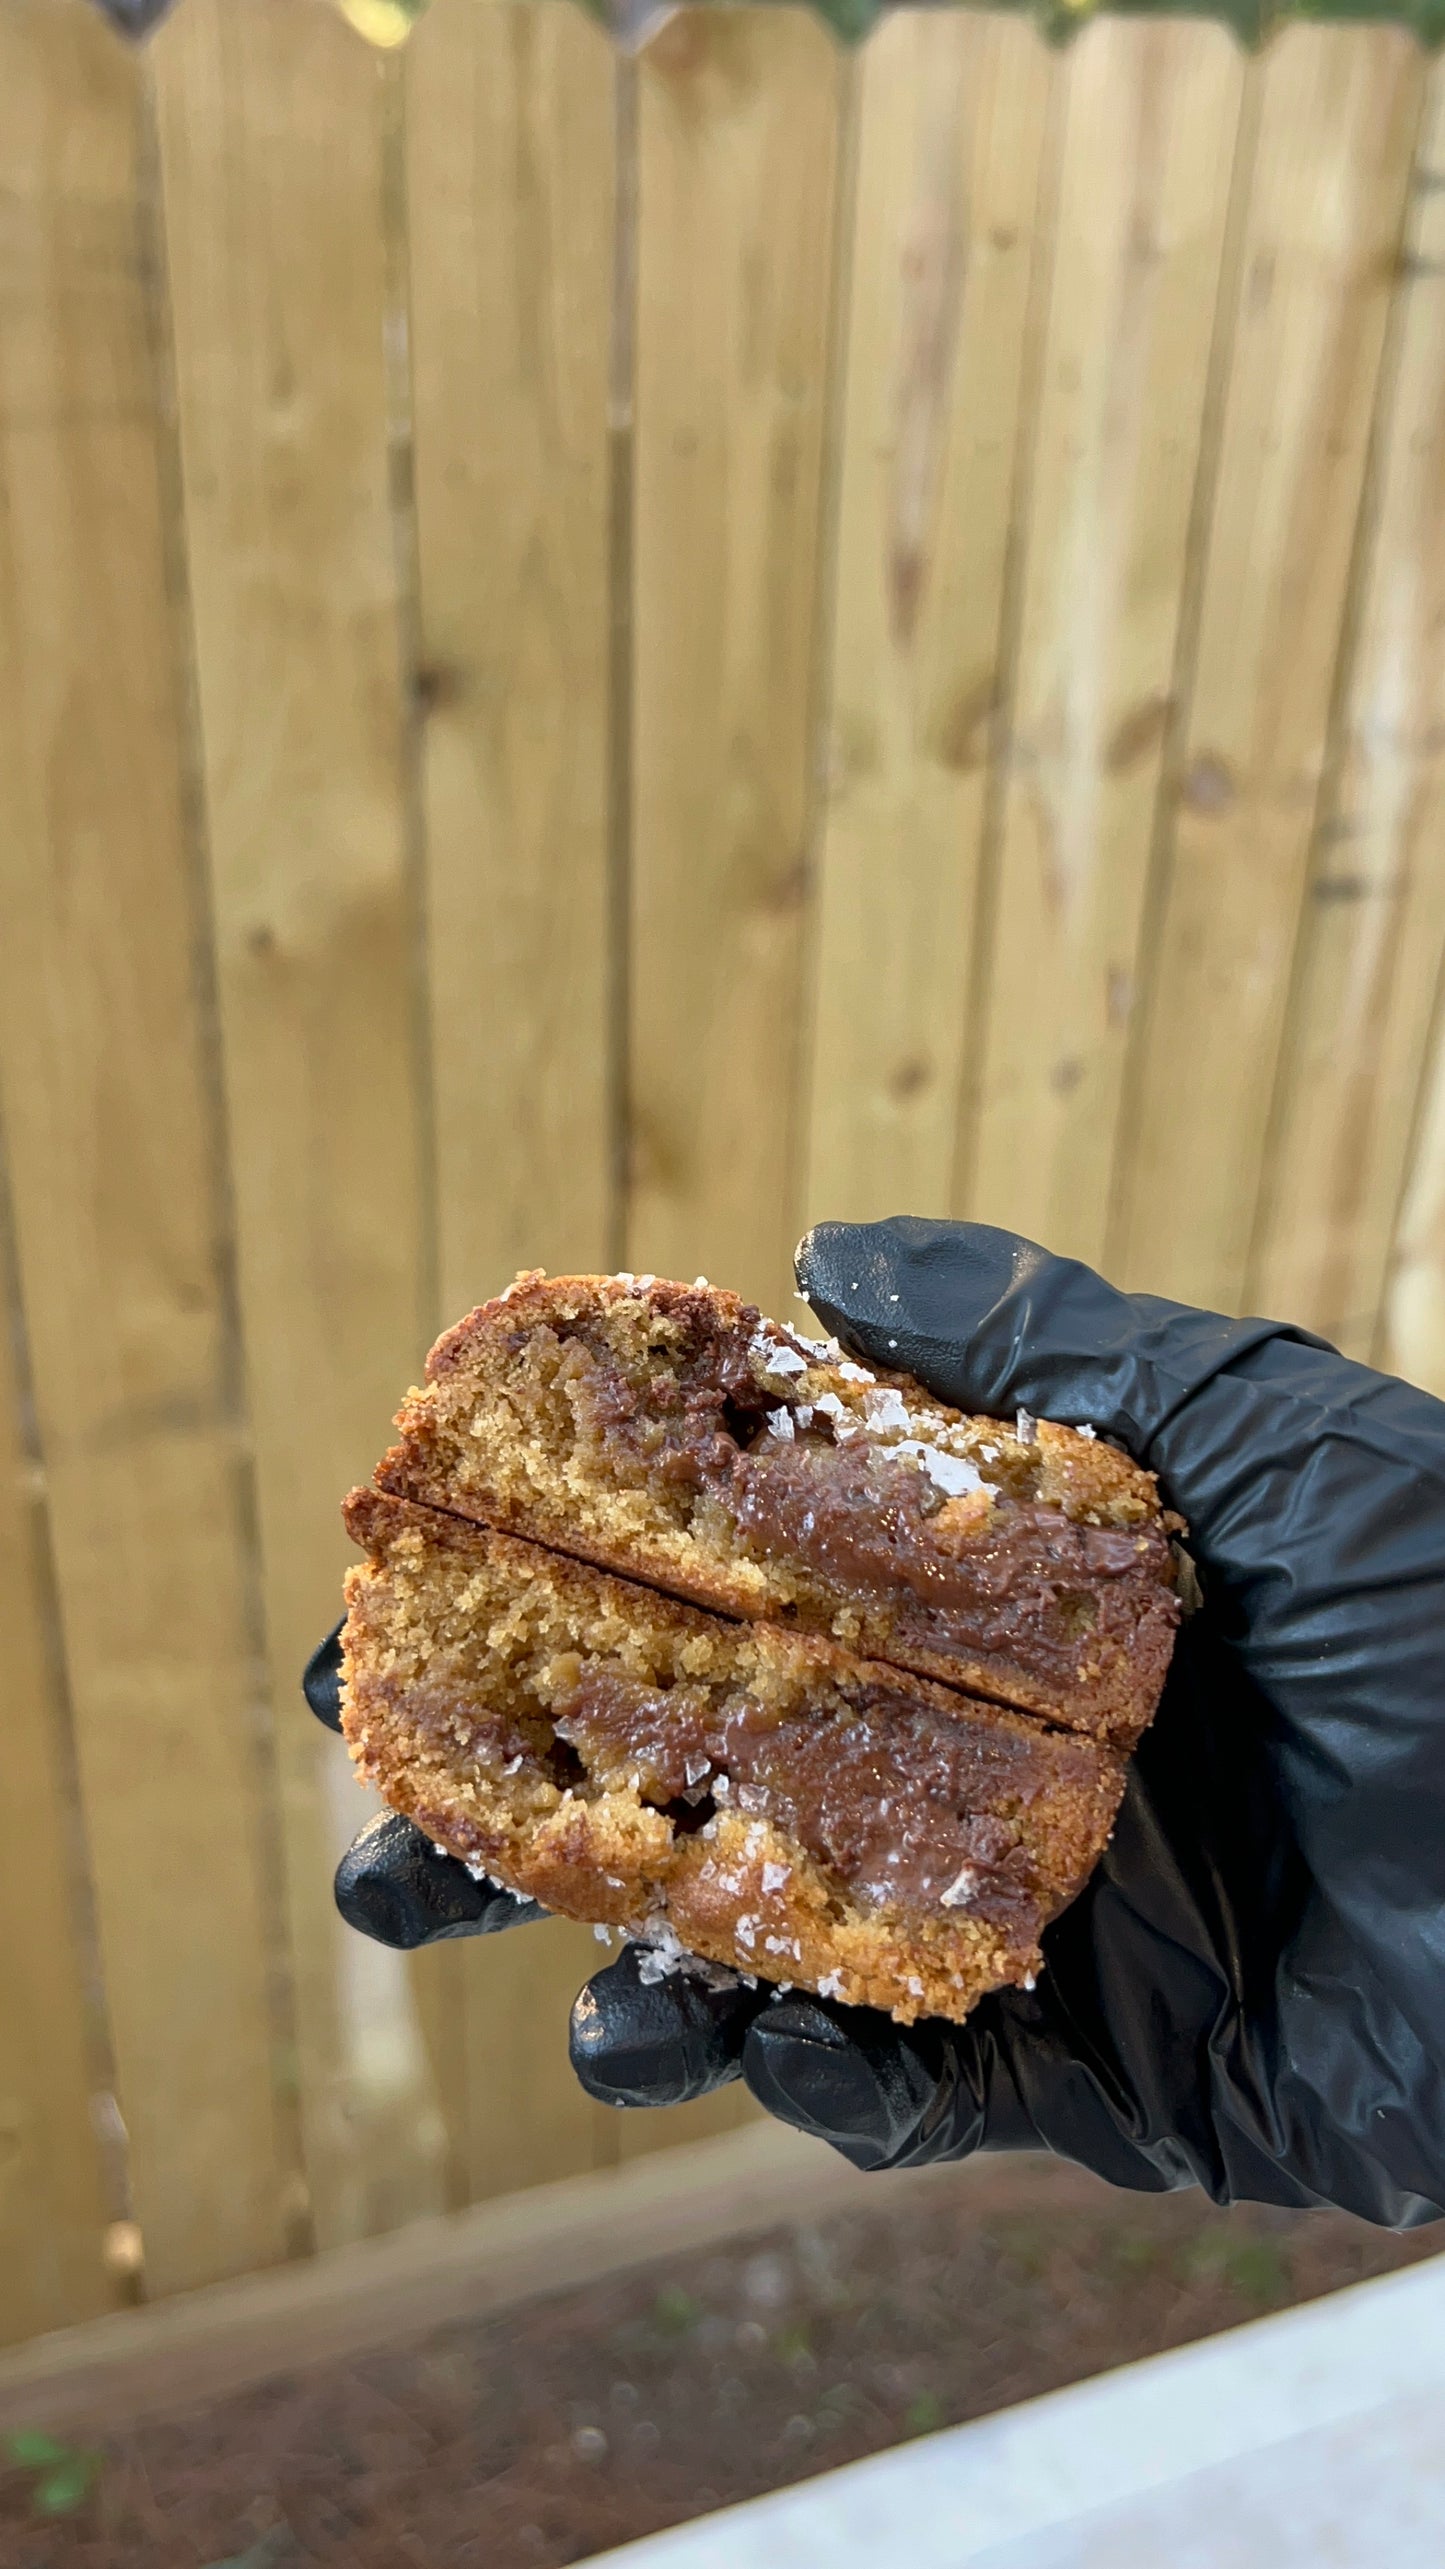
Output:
2,0,1444,2347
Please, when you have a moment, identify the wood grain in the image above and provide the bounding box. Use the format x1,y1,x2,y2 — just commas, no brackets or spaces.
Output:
153,0,456,2247
1383,1002,1445,1398
800,11,1054,1237
967,21,1243,1267
629,6,842,1323
1112,26,1423,1313
408,0,616,1306
0,0,288,2295
405,0,621,2197
1253,69,1445,1356
0,1177,112,2343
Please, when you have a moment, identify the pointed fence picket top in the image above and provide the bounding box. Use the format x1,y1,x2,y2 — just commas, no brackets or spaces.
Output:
86,0,178,31
77,0,1445,51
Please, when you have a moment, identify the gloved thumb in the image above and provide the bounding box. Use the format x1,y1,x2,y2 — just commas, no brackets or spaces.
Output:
793,1216,1370,1567
795,1216,1301,1460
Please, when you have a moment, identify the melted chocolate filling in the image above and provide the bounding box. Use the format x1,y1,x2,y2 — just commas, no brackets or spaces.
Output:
553,1667,1049,1928
562,1325,1169,1694
731,1444,1164,1688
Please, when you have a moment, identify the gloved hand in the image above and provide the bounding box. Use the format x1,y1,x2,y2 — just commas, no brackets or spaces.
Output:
307,1218,1445,2226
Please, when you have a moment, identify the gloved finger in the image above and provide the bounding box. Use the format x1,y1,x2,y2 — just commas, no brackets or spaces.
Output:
795,1215,1322,1460
740,1995,966,2169
739,1991,1049,2171
334,1811,546,1948
304,1623,345,1733
738,1976,1192,2185
570,1945,770,2108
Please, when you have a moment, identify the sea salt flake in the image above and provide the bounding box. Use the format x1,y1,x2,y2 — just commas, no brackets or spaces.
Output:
1078,1422,1097,1440
906,1976,925,1998
1023,1972,1038,1992
1017,1407,1039,1446
766,1407,795,1441
920,1447,984,1498
630,1918,740,1992
593,1924,614,1945
896,1439,983,1498
736,1915,758,1949
684,1754,712,1789
818,1970,846,2000
795,1405,814,1430
940,1865,980,1909
753,1334,807,1379
836,1360,874,1383
863,1386,911,1435
761,1861,789,1894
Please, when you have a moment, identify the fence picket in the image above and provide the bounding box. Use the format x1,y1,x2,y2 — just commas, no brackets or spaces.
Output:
154,0,468,2246
406,0,625,2194
0,0,290,2295
800,12,1054,1239
967,21,1243,1267
1113,27,1423,1312
629,6,842,1325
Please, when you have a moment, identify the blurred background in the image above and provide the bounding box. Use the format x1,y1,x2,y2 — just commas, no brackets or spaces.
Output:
3,0,1445,2540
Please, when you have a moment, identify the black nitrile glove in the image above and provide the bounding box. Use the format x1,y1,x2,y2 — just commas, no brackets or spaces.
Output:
309,1218,1445,2224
